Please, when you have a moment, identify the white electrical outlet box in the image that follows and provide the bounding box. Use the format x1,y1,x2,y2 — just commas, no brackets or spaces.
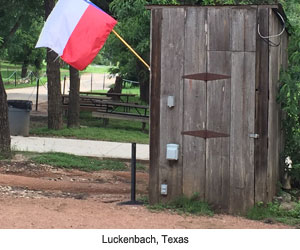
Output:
167,96,175,108
161,184,168,195
166,144,179,160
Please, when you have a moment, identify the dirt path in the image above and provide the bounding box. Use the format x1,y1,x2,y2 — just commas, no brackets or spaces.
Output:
0,158,293,229
6,73,115,105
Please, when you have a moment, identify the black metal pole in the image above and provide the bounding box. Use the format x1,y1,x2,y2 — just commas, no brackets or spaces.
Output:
131,142,137,202
118,142,142,206
36,78,39,111
15,72,17,86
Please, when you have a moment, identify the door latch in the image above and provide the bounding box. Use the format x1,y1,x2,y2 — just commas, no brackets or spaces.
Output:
249,134,259,139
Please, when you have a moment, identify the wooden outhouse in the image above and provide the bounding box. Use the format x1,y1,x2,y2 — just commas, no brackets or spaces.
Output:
148,4,288,213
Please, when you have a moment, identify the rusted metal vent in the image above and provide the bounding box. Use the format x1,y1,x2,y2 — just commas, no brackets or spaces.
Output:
182,73,231,81
181,130,229,139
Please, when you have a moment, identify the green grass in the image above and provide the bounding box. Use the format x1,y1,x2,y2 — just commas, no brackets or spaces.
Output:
81,65,112,74
4,78,48,89
30,152,127,172
246,201,300,226
30,111,149,144
147,193,214,216
122,87,140,95
94,87,140,95
93,87,148,109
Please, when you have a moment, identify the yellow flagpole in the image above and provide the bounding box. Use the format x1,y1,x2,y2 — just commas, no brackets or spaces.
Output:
111,29,150,71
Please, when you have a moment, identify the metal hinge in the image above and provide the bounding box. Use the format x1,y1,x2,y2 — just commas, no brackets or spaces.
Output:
249,134,259,139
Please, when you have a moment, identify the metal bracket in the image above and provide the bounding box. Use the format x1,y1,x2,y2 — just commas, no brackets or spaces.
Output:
182,130,229,139
249,134,259,139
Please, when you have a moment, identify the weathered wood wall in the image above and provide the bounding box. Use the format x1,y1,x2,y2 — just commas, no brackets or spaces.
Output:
254,6,270,204
149,5,288,214
182,7,207,201
229,6,257,213
149,8,162,204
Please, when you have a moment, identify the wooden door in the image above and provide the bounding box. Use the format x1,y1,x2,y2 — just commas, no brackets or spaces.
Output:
182,7,256,213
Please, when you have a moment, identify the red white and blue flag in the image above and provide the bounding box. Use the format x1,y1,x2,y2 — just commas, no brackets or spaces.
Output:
36,0,117,70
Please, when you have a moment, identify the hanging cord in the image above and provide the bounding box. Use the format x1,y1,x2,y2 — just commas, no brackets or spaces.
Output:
257,10,286,47
27,82,37,101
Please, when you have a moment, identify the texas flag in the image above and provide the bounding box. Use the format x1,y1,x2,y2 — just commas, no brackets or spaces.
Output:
36,0,117,70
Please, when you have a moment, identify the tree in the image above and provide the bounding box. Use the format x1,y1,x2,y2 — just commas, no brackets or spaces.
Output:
92,0,113,12
7,19,45,78
67,66,80,128
0,0,43,50
45,0,63,130
0,70,11,158
0,0,42,159
277,0,300,187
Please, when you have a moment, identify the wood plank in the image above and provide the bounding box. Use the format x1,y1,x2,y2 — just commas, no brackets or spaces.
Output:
158,7,185,202
278,25,289,182
81,100,148,109
92,112,149,122
208,7,230,51
80,92,136,97
149,9,162,204
231,7,257,52
62,105,104,112
267,9,281,201
230,52,256,214
206,51,231,211
254,6,269,203
182,7,207,199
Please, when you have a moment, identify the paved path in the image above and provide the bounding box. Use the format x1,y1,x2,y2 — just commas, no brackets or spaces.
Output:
11,136,149,161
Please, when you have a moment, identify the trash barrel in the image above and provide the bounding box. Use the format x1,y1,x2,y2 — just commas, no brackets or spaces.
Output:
7,100,32,136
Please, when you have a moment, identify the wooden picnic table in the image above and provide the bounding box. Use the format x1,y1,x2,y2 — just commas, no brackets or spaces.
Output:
62,94,110,105
79,91,136,104
62,94,148,115
97,100,148,116
92,100,149,131
62,94,149,130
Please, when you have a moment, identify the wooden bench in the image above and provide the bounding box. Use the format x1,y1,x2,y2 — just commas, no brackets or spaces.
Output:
79,91,136,104
92,111,149,131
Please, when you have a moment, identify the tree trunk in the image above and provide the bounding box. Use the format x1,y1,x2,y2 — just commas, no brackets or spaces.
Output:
47,49,62,130
0,72,11,158
107,76,123,101
139,80,149,104
137,63,149,104
67,66,80,128
21,60,29,78
45,0,62,130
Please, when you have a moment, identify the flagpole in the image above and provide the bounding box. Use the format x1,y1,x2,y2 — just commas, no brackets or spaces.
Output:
111,29,150,71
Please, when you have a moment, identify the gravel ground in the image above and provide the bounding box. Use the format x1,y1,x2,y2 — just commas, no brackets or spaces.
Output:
0,157,293,229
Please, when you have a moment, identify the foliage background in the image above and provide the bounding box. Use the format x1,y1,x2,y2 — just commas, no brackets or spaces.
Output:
277,0,300,187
